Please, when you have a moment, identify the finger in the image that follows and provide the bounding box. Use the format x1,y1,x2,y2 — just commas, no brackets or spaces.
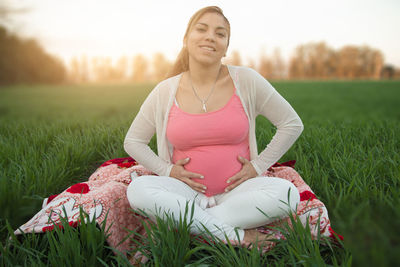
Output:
237,155,249,164
184,178,207,193
226,172,244,184
225,178,245,192
183,170,204,179
175,157,190,166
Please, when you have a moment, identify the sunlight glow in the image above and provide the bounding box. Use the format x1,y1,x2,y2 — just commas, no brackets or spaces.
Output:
4,0,400,67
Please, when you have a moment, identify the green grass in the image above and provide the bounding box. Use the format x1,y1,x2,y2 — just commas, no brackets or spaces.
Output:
0,80,399,266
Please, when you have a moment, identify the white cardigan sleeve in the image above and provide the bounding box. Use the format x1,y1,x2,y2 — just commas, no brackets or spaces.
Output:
248,69,304,174
123,87,174,176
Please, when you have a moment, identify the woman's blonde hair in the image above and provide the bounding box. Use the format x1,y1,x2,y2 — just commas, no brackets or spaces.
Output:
166,6,231,78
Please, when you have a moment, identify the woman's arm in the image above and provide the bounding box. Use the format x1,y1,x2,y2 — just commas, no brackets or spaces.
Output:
124,89,174,177
124,87,206,191
224,68,303,192
250,70,304,175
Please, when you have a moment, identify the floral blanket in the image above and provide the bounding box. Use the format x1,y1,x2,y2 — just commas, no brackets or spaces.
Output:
15,157,342,259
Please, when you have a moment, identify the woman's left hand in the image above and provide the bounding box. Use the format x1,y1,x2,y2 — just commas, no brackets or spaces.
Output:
225,156,258,192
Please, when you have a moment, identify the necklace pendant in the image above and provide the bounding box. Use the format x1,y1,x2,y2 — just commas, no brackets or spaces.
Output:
202,102,207,112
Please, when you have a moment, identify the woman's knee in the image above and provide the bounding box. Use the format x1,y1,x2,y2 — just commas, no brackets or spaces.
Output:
126,175,157,209
274,178,300,211
127,175,154,193
253,177,299,210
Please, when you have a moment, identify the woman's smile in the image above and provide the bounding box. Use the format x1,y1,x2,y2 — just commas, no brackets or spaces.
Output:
199,45,216,52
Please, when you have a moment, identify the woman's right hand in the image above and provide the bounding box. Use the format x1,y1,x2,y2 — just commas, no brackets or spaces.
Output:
170,157,207,193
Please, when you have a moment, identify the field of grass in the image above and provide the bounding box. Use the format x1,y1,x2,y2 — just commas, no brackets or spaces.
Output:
0,80,399,266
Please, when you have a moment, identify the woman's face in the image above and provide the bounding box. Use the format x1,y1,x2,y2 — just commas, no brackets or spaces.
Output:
185,12,229,66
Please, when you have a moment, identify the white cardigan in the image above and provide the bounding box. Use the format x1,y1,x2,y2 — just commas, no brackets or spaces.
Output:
124,65,304,177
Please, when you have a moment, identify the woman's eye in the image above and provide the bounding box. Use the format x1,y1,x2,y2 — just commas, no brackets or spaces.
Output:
217,33,225,37
196,28,206,32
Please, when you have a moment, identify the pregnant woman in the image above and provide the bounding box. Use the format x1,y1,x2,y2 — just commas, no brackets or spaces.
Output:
124,6,303,244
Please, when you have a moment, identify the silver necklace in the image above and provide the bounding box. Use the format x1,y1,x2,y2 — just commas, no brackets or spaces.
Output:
189,66,222,112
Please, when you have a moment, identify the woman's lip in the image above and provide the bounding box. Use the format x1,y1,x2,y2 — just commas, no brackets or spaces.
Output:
199,46,216,52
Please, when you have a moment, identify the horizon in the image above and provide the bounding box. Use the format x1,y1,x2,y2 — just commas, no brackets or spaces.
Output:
2,0,400,68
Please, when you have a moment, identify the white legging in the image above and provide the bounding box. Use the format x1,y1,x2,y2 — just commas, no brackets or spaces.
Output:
127,176,300,242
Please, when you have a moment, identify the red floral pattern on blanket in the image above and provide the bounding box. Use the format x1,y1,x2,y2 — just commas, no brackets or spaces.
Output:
99,157,137,168
15,158,342,261
300,190,317,201
66,183,90,194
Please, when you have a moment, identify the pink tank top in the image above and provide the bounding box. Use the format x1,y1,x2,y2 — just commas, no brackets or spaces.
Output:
166,93,250,196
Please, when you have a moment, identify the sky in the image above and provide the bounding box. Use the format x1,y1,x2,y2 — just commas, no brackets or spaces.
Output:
4,0,400,67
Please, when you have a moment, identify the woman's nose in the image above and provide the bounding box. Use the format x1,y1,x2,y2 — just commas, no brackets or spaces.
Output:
205,31,216,42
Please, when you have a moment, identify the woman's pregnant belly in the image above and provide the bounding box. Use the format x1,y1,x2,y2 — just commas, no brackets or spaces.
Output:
173,143,250,196
167,94,251,196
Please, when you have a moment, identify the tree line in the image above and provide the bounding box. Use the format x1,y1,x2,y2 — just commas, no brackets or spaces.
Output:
0,26,66,85
68,52,171,83
1,24,399,85
288,42,386,80
68,43,400,83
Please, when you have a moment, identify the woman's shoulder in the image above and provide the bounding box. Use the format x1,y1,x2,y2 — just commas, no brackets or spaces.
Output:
227,65,263,80
227,65,268,86
227,65,275,97
152,73,182,94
